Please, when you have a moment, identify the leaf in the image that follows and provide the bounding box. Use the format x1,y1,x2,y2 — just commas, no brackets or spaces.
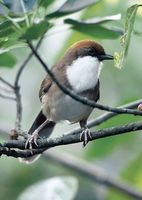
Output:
64,13,122,26
64,14,122,39
0,19,22,39
21,20,50,40
114,4,142,69
38,0,55,8
0,38,25,53
17,176,78,200
70,24,122,39
0,52,17,67
0,20,13,29
47,0,100,18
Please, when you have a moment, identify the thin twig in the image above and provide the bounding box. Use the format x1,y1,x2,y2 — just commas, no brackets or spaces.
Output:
0,93,16,101
14,38,43,87
0,85,14,93
27,42,142,116
14,37,44,132
0,77,14,89
1,121,142,154
20,0,30,27
44,151,142,200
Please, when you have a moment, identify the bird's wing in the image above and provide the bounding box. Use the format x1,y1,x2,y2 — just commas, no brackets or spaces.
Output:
39,75,52,102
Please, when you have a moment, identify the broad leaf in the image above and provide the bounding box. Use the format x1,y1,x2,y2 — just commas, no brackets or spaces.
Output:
47,0,100,18
21,20,50,40
0,19,17,38
0,19,23,39
114,4,142,68
64,13,121,26
18,176,78,200
64,13,122,39
68,23,122,39
0,20,13,29
0,52,17,67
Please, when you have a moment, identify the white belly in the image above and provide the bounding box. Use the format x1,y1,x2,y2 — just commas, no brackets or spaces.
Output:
42,93,93,123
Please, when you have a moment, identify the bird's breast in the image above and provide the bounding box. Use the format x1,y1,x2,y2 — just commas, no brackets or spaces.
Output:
66,56,102,92
41,90,92,123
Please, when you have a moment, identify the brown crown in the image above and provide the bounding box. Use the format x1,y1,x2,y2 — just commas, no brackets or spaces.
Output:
68,40,105,55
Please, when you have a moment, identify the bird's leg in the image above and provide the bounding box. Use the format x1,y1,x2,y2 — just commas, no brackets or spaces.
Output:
25,119,49,149
79,119,92,147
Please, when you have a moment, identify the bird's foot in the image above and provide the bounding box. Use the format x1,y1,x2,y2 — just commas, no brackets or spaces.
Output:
25,130,39,149
80,128,92,147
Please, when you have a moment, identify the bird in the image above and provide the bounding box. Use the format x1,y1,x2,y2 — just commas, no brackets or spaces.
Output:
20,40,113,164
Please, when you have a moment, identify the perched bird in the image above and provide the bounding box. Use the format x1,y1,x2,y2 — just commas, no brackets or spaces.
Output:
21,40,113,163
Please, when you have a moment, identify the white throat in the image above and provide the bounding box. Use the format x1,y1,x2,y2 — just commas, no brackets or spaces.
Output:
66,56,103,92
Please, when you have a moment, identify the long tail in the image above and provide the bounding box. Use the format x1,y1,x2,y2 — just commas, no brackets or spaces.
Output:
19,111,56,164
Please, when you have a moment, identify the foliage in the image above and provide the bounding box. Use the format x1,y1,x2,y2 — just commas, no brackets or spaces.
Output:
0,0,122,67
0,1,142,200
114,4,142,68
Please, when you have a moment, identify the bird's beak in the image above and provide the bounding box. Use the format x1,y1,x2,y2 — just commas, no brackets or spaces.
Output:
98,54,114,61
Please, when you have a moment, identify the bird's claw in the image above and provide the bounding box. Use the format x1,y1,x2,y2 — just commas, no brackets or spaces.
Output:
25,131,39,149
80,128,92,147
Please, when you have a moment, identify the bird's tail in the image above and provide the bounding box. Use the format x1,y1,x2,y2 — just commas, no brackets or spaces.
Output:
19,111,55,164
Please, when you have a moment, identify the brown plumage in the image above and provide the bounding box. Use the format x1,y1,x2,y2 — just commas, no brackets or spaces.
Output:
21,40,113,164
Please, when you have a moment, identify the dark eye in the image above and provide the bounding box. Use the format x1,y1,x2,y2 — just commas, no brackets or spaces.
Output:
87,48,95,56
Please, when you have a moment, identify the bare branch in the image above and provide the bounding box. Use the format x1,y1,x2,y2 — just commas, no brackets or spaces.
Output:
27,42,142,116
0,123,142,199
1,124,142,199
14,37,44,87
0,85,14,94
0,77,14,89
0,93,16,101
1,121,142,157
67,99,142,135
14,37,44,132
44,151,142,200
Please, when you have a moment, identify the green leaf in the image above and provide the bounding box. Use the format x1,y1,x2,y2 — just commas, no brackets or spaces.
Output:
64,14,122,39
0,38,25,53
70,24,122,39
47,0,100,18
38,0,55,8
0,20,13,29
18,176,78,200
21,20,50,40
0,19,22,39
0,52,17,67
64,13,121,26
114,4,142,69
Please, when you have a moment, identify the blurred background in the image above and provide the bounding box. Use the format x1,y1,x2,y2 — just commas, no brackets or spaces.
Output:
0,0,142,199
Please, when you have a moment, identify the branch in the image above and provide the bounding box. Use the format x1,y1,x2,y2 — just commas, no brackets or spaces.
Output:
67,99,142,135
27,42,142,116
0,124,142,199
44,151,142,200
1,121,142,157
13,37,44,132
0,77,14,89
0,93,16,101
14,37,43,87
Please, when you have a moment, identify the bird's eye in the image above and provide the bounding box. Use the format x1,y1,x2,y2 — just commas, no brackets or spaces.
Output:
87,48,95,56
